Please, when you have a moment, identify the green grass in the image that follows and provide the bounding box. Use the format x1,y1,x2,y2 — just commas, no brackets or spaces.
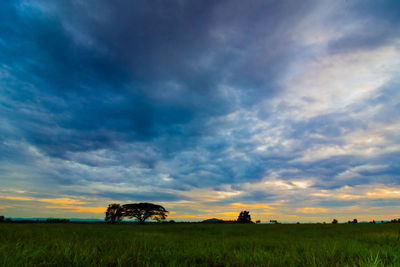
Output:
1,223,399,266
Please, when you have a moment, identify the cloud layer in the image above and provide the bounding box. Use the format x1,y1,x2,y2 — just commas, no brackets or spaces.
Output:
1,0,399,221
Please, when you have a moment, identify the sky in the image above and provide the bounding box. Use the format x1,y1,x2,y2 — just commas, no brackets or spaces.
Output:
0,0,399,222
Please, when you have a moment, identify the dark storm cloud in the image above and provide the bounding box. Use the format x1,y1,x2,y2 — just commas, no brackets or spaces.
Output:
1,0,251,160
1,0,309,166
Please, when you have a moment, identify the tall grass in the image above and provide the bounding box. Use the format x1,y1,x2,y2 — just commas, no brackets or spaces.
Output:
1,223,399,266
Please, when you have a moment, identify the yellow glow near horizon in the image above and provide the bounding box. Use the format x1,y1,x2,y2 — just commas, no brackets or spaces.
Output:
39,198,85,205
295,207,330,214
45,206,106,214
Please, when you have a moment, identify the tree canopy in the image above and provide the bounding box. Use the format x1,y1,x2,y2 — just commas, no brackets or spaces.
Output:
105,203,123,224
105,202,168,224
122,203,169,223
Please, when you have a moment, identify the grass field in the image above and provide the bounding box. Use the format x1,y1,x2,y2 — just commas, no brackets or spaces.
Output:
1,223,399,266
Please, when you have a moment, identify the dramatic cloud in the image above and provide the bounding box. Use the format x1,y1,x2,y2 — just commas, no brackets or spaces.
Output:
0,0,399,221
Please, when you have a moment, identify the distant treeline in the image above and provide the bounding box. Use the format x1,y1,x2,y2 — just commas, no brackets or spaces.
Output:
1,215,400,224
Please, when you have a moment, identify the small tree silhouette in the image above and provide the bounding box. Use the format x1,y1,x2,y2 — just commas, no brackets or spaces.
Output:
237,210,252,223
332,219,338,224
0,216,4,222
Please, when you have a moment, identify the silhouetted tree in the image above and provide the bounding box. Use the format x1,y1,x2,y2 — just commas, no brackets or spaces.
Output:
332,219,338,224
0,216,4,222
237,210,252,223
256,220,261,224
105,203,123,223
352,218,358,224
122,203,168,224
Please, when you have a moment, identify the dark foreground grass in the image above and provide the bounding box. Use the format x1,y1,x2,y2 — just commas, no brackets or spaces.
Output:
1,223,399,266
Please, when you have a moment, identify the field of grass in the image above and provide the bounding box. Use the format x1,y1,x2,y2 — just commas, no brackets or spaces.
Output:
1,223,399,266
